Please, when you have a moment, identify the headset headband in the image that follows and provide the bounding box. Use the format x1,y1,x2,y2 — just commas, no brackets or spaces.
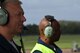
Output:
45,15,54,22
0,0,5,6
0,0,5,4
0,0,5,3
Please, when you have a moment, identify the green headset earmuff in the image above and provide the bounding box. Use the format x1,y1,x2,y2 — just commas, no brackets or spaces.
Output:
44,15,54,37
0,0,8,25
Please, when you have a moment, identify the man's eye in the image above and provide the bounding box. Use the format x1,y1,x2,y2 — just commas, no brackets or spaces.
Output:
16,13,22,16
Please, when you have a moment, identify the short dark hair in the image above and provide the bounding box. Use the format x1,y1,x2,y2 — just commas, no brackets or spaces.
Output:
0,0,22,8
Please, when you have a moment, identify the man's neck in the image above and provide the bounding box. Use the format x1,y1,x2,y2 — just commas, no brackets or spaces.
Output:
0,27,13,41
40,36,50,44
40,36,54,45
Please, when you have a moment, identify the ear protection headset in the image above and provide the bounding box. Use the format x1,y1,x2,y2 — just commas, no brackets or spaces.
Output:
44,15,54,37
0,0,9,25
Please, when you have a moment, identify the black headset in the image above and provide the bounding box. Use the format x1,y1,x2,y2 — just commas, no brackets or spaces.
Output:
44,15,55,37
0,0,9,25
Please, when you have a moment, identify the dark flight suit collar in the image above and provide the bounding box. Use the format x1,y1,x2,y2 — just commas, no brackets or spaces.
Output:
0,34,21,53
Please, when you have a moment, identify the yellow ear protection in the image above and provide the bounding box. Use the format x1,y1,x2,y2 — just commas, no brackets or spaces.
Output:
0,0,9,26
44,15,54,37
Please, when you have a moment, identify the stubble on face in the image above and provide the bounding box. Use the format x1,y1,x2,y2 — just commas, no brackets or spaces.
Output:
6,2,25,34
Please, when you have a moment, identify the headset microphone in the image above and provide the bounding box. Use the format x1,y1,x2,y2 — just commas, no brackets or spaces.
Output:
20,26,28,53
20,34,25,53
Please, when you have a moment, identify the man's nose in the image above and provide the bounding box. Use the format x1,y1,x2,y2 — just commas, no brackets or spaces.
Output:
22,16,26,22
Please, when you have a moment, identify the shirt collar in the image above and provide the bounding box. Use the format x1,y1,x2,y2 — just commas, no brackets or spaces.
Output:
37,38,62,53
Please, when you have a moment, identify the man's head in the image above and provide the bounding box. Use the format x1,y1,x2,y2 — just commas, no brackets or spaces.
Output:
39,15,61,42
0,0,26,34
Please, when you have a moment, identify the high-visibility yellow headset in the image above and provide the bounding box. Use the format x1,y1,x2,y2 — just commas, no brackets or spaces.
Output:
44,15,55,37
0,0,9,25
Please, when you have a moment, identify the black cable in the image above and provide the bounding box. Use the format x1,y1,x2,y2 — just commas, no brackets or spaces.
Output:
20,34,25,53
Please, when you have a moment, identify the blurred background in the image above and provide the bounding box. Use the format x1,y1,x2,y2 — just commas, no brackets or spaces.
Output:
14,0,80,53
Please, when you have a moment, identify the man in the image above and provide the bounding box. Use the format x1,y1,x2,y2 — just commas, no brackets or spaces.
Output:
0,0,26,53
31,15,62,53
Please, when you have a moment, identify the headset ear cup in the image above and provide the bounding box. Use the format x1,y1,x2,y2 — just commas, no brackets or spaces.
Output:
44,26,53,37
0,7,8,25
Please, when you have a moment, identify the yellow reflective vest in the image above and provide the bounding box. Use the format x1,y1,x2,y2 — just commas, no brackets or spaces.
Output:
31,43,55,53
